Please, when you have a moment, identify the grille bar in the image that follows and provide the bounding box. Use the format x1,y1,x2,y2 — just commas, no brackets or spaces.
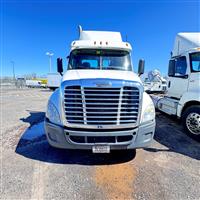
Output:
67,119,137,123
65,106,139,110
117,87,123,125
65,111,138,114
64,102,139,105
80,115,138,119
65,93,139,97
81,86,87,125
64,98,139,101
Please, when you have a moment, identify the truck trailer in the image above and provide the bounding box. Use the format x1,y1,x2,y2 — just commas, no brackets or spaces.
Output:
45,27,156,153
26,79,42,88
152,33,200,140
47,73,62,90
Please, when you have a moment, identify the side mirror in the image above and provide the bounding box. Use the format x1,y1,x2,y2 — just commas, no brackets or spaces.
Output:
168,60,175,77
138,59,145,76
57,58,63,76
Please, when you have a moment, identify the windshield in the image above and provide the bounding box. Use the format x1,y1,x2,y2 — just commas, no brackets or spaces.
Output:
190,52,200,72
68,49,132,71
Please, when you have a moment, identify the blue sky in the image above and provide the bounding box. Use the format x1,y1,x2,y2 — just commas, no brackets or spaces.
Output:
1,0,199,77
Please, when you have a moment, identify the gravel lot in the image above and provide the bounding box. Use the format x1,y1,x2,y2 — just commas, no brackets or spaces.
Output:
1,87,200,200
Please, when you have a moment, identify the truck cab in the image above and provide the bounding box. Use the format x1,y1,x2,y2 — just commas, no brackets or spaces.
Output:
153,33,200,140
167,33,200,99
45,27,155,153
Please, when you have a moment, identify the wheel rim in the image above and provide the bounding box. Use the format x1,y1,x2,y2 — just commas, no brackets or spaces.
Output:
186,112,200,135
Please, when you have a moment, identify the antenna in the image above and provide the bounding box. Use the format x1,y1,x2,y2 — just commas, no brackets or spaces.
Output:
125,35,128,42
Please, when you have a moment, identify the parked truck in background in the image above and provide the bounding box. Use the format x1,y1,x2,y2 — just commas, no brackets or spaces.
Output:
26,79,47,88
26,79,42,88
45,26,156,153
152,33,200,140
143,69,167,93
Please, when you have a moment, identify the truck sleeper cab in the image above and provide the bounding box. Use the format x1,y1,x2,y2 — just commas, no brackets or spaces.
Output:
45,28,155,153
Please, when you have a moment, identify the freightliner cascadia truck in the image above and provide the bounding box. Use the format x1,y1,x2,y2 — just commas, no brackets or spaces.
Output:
152,33,200,141
45,27,156,153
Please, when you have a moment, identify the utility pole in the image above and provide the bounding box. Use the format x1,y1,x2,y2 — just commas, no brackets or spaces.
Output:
46,52,54,73
11,61,15,80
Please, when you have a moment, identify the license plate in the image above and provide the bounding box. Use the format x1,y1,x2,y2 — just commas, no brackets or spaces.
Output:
92,146,110,153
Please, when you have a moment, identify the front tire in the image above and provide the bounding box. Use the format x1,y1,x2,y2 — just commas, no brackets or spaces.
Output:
49,87,56,91
182,105,200,141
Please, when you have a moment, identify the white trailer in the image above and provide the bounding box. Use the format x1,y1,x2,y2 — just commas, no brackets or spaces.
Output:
26,80,42,88
152,33,200,140
47,73,62,90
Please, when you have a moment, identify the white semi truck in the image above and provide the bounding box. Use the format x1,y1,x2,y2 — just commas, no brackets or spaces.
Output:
143,69,167,93
45,27,156,153
152,33,200,140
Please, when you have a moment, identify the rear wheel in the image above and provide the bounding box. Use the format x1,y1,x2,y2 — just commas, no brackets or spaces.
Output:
182,105,200,141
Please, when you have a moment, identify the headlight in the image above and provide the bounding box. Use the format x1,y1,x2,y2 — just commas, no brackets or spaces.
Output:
141,102,155,123
46,101,61,125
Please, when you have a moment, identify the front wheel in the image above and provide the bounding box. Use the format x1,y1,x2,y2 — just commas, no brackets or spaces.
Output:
182,105,200,141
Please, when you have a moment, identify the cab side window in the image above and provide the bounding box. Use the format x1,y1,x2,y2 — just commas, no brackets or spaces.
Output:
174,56,187,76
190,52,200,72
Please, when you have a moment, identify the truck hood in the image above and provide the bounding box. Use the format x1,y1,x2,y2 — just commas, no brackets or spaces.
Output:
62,70,142,83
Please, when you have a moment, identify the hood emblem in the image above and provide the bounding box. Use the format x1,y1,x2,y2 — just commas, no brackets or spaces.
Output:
94,81,112,87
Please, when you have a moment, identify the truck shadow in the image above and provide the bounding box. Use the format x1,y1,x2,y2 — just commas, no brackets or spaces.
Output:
144,112,200,160
16,140,136,165
40,89,53,92
16,112,136,165
20,110,45,127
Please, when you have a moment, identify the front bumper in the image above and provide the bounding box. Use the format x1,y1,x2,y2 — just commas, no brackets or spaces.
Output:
44,119,155,150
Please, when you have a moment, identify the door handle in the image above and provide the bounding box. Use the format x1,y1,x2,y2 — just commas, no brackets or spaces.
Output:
168,81,171,88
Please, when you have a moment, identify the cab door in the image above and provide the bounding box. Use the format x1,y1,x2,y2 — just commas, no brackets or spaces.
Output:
167,56,189,99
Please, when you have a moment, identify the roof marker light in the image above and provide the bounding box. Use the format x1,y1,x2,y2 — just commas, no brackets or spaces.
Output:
106,42,108,45
94,41,96,45
100,41,102,45
126,43,128,46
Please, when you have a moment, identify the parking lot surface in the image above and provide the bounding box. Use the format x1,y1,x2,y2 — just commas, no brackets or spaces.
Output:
1,87,200,200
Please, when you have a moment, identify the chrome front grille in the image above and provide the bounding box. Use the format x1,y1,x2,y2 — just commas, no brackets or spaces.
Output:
64,85,140,125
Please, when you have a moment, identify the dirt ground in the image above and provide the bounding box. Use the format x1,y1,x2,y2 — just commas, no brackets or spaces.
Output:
1,87,200,200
